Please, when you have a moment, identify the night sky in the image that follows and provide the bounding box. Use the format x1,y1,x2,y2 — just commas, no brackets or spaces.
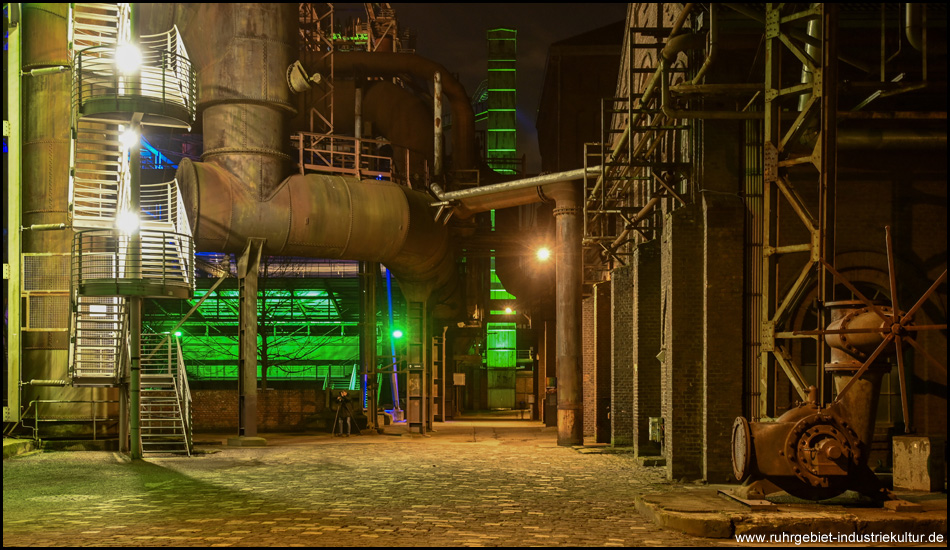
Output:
387,3,629,174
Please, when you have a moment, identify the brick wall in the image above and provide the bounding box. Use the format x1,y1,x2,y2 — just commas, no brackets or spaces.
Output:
582,296,596,437
661,204,705,480
703,192,746,482
632,240,662,456
611,265,634,446
594,282,612,443
192,386,330,432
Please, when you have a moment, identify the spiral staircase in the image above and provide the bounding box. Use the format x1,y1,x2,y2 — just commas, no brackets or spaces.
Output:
67,3,197,455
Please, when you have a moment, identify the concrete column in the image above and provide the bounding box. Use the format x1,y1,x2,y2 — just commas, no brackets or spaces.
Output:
632,241,661,456
702,192,745,482
611,265,634,447
549,182,583,446
661,204,704,480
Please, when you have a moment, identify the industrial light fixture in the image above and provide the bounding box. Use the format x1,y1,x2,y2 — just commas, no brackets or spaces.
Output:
536,246,551,261
119,127,139,150
115,43,142,74
116,210,140,234
504,306,513,314
392,329,404,339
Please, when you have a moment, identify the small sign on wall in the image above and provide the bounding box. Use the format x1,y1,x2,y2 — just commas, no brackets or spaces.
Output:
453,373,466,386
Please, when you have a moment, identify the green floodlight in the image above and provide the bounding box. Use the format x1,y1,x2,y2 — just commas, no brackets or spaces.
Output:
174,331,182,337
392,329,404,339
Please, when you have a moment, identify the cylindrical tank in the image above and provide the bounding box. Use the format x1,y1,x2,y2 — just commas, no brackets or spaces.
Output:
21,3,114,437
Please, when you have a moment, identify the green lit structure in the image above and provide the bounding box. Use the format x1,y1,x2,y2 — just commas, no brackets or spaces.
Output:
486,28,517,175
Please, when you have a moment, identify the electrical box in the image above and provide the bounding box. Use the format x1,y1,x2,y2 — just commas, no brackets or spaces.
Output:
649,416,664,444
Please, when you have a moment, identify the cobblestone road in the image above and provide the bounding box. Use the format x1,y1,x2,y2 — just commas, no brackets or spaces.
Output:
4,421,719,547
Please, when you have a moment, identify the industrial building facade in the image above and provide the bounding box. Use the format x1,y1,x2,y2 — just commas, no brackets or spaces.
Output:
3,2,946,503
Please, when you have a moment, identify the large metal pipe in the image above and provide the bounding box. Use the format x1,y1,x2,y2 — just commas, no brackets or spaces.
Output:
177,160,459,311
166,4,457,313
19,3,112,436
309,51,476,170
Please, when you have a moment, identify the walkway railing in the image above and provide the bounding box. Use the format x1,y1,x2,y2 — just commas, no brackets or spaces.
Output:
72,26,196,123
294,132,397,182
72,229,195,295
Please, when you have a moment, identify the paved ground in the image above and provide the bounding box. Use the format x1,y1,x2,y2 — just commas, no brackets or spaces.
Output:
4,419,716,547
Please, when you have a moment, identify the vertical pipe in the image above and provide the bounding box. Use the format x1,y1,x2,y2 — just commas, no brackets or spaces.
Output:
550,183,583,446
818,5,839,405
5,6,22,423
386,268,401,415
434,71,443,177
361,261,378,429
355,83,363,140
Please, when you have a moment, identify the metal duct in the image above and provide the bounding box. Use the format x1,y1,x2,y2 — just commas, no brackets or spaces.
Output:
162,3,458,313
309,51,477,170
177,159,460,314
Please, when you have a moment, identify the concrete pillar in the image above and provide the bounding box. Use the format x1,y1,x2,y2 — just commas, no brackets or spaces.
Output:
611,265,634,447
632,241,662,456
661,204,704,480
702,192,745,482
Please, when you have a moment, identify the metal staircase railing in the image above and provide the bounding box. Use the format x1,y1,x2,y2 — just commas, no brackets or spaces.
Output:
71,3,130,51
71,120,127,229
69,296,127,385
140,333,191,455
72,25,196,125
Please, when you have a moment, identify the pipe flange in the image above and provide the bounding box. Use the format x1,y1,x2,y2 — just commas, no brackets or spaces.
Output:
784,414,861,488
731,416,752,481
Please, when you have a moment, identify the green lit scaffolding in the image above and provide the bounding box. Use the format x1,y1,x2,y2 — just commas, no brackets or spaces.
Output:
487,28,518,175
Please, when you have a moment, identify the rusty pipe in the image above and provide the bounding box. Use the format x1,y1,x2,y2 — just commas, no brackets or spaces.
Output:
177,159,459,311
309,52,476,170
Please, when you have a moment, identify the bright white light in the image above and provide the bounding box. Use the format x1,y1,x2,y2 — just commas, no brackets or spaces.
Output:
116,210,140,234
115,44,142,74
504,307,513,314
536,247,551,261
119,128,139,150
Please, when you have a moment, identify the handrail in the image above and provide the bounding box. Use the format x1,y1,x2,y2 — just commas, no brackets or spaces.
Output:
295,132,400,183
72,26,197,123
72,228,195,293
176,337,193,454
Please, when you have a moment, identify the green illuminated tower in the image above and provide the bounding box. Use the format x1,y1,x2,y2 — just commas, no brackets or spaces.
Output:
487,28,517,174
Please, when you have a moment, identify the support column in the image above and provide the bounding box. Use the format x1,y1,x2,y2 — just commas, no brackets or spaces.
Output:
237,238,265,438
549,182,583,446
702,192,745,482
593,281,611,443
661,204,704,480
583,295,595,437
632,241,661,456
129,297,143,459
611,265,634,447
360,261,379,430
